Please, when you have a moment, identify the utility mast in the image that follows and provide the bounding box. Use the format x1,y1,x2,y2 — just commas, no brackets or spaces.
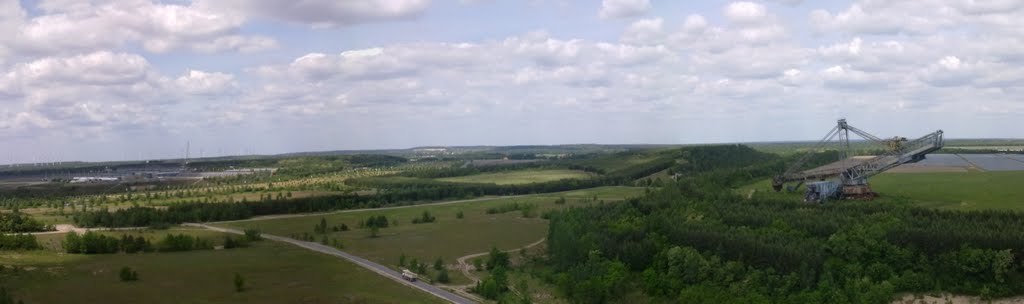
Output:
183,141,191,171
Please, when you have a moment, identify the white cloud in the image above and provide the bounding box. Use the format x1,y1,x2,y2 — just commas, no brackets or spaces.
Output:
175,70,237,95
243,32,689,121
724,2,768,24
808,1,1024,35
12,52,151,87
599,0,651,19
504,32,585,66
778,68,807,87
682,14,709,32
594,43,671,66
817,37,926,72
621,18,663,44
819,65,899,90
3,0,273,57
916,56,1024,89
269,47,418,82
216,0,430,28
0,51,241,138
948,0,1023,15
769,0,804,6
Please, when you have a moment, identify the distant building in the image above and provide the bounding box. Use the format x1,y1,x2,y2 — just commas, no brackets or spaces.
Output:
70,177,119,183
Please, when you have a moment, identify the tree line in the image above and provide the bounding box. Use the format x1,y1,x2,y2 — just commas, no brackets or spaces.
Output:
0,211,53,233
70,194,378,228
62,231,240,254
0,234,40,250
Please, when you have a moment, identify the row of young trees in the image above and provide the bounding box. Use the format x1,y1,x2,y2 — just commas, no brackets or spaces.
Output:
347,175,615,203
62,232,222,254
399,162,574,179
70,193,380,228
64,232,150,254
544,145,1024,303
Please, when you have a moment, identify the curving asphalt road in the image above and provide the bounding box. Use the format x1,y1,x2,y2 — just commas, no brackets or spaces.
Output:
183,223,474,304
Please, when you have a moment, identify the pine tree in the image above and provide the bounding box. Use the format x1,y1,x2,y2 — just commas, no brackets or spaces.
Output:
437,269,451,283
434,257,444,271
233,273,245,292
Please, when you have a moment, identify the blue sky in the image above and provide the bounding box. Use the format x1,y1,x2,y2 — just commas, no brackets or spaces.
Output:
1,0,1022,163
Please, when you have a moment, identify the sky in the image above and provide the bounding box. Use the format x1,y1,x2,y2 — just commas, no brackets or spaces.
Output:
1,0,1023,163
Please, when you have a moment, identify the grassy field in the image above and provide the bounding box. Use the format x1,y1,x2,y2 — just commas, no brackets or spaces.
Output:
869,171,1024,210
216,186,645,285
742,171,1024,211
436,169,594,185
0,241,442,304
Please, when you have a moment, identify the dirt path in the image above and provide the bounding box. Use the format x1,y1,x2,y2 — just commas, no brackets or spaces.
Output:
437,237,547,301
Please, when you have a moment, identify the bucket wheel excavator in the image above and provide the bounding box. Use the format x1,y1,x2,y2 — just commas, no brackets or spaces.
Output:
771,119,944,203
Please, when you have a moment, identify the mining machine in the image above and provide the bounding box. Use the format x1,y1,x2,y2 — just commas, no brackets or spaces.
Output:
771,119,944,203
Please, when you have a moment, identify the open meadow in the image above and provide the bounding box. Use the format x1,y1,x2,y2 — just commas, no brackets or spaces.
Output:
215,186,644,285
436,169,594,185
0,241,442,304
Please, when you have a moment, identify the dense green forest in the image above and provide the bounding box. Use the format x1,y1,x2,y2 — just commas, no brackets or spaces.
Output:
543,145,1024,303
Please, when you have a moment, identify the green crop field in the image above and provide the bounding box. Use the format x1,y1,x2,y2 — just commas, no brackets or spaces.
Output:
216,186,644,284
742,171,1024,211
436,169,594,185
0,241,442,304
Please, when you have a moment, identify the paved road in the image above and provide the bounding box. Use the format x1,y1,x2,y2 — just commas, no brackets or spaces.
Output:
184,223,475,304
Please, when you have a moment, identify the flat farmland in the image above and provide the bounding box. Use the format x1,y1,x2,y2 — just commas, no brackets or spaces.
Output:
742,171,1024,211
216,186,644,284
436,169,594,185
0,241,442,304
